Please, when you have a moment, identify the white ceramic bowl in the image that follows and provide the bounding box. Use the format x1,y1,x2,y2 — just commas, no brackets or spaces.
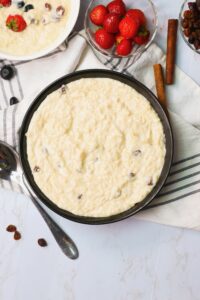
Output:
0,0,80,61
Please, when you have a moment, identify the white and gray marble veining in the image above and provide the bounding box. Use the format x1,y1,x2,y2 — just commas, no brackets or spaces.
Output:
1,188,200,299
1,0,200,299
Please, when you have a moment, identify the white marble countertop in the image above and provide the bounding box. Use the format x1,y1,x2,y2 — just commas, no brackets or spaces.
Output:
0,1,200,299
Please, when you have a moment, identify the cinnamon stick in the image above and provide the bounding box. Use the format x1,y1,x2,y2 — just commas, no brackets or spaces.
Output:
166,19,178,85
153,64,167,112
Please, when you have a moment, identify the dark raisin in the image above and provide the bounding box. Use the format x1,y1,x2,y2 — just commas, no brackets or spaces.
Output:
14,231,21,240
194,39,200,49
147,177,153,186
192,31,197,38
33,166,40,172
77,194,83,199
196,29,200,37
45,3,52,11
6,225,17,232
56,5,65,16
196,0,200,11
191,9,199,18
194,21,200,28
38,238,48,247
184,28,191,37
188,20,194,29
60,85,66,94
129,172,135,178
188,35,195,43
182,19,189,28
133,150,142,156
188,2,197,10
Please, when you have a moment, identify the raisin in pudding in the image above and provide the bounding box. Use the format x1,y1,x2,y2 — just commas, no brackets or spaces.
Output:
0,0,70,56
26,78,166,217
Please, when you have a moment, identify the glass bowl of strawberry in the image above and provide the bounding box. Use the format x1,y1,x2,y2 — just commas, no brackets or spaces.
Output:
179,0,200,53
84,0,158,68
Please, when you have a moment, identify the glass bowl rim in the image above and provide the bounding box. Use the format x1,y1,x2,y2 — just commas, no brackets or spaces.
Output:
84,0,158,59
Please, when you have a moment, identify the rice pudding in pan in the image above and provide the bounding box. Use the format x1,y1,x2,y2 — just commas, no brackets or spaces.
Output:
26,78,166,217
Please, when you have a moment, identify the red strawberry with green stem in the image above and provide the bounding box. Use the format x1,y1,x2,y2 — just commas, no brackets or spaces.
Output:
107,0,126,17
119,16,139,39
103,13,121,33
115,33,125,44
0,0,11,7
133,26,150,45
6,15,27,32
89,5,108,26
116,39,132,56
126,9,146,26
95,28,115,49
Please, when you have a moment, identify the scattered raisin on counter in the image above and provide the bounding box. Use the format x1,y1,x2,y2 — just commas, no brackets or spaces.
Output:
14,231,21,240
38,238,48,247
6,224,17,232
77,194,83,200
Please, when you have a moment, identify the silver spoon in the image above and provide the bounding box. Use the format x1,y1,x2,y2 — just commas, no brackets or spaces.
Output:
0,140,79,260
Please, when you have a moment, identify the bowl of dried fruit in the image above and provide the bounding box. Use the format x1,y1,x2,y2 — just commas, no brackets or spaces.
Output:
179,0,200,53
84,0,158,68
0,0,80,61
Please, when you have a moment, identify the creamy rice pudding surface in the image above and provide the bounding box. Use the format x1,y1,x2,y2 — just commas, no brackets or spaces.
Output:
0,0,70,56
26,78,166,217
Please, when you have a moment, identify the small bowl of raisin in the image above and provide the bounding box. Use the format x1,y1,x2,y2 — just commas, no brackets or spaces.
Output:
179,0,200,53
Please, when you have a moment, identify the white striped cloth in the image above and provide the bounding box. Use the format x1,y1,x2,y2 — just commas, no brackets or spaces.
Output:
0,32,200,230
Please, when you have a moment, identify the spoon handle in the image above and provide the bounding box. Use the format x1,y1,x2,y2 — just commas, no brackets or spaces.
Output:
22,176,79,259
31,195,79,259
0,141,78,259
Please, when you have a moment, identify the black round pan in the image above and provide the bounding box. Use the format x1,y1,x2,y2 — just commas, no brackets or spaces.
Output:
19,69,173,225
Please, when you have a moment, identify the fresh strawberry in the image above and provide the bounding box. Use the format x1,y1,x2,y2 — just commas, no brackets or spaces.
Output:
0,0,11,7
6,15,27,32
95,28,115,49
89,5,108,26
126,9,146,26
119,16,139,39
116,39,132,56
133,26,150,45
115,33,125,44
107,0,126,17
103,13,121,33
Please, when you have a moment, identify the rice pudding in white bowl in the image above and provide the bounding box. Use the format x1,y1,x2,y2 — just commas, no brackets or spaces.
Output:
25,74,168,219
0,0,80,60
